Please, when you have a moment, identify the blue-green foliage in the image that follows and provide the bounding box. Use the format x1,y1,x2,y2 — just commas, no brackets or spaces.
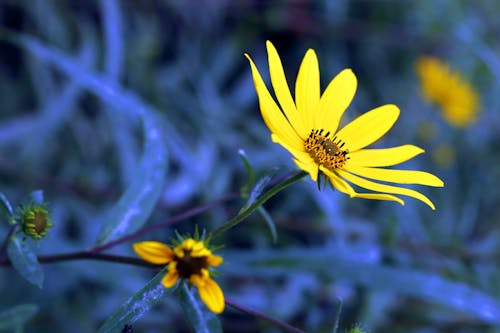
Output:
0,1,499,332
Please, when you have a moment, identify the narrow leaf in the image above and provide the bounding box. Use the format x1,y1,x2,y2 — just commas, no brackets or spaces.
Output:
96,113,167,245
240,169,278,212
0,193,13,220
178,283,222,333
6,237,44,288
238,149,255,196
98,268,170,333
257,206,277,243
224,248,500,325
0,304,38,331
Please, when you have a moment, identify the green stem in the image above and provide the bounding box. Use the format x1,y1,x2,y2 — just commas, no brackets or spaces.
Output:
208,171,307,239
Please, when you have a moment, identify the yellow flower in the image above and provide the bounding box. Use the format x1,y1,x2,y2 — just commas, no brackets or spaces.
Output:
133,238,224,314
415,56,479,127
245,41,443,209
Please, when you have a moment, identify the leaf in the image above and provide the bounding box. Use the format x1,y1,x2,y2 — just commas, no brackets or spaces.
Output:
239,169,278,212
0,304,38,332
96,113,167,245
257,206,277,243
238,149,255,196
0,33,168,246
25,190,44,206
178,283,222,333
0,193,13,220
6,236,44,288
98,268,170,333
223,248,500,325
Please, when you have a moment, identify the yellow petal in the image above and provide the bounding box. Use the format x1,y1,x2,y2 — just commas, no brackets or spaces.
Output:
322,168,404,205
347,145,425,167
196,278,225,314
345,166,444,186
338,170,437,209
270,133,311,163
133,241,173,264
294,158,319,182
317,69,357,134
336,104,400,152
162,263,179,288
321,167,355,196
352,193,404,205
245,54,303,151
266,41,305,138
295,49,320,131
207,255,223,267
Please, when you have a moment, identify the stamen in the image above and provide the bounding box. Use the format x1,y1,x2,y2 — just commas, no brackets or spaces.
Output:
304,128,349,171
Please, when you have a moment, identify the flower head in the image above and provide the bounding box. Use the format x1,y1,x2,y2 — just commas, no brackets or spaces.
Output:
245,41,443,209
415,56,479,127
18,202,53,239
133,238,224,314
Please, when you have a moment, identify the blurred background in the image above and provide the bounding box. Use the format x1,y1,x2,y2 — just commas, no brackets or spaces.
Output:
0,0,499,332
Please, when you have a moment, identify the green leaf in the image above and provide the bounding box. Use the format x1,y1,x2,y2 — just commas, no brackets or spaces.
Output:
98,268,170,333
0,33,168,246
178,283,222,333
6,236,44,288
223,248,500,325
0,192,13,220
96,113,167,245
0,304,38,332
25,190,44,206
257,206,277,243
238,149,255,196
239,169,278,212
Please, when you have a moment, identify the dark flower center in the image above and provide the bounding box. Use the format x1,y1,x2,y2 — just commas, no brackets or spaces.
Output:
304,129,349,171
175,250,208,278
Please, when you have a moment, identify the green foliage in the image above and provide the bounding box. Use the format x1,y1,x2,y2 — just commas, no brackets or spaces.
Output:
178,283,223,333
6,236,43,288
0,304,38,333
98,268,170,333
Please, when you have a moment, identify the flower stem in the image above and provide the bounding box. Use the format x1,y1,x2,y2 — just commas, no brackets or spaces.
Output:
226,298,307,333
208,171,307,239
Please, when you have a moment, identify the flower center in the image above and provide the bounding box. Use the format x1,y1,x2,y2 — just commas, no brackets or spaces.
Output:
304,129,349,171
175,250,208,279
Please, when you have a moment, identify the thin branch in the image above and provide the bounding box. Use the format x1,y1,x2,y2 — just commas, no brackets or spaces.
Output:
226,298,307,333
0,251,160,268
208,171,307,239
91,192,239,253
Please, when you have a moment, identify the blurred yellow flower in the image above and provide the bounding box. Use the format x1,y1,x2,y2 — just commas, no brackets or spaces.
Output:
246,41,443,209
415,56,479,127
133,238,224,314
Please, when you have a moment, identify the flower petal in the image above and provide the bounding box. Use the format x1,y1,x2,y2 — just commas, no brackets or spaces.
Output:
245,54,303,151
352,193,405,205
338,170,437,209
317,69,357,134
133,241,173,264
162,263,179,288
345,166,444,186
322,168,404,205
321,167,355,196
294,158,319,181
295,49,320,131
192,276,225,314
266,41,305,138
207,255,223,267
336,104,400,152
347,145,425,167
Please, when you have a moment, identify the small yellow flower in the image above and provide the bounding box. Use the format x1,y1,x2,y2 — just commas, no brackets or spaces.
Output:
415,56,479,128
19,203,53,239
246,41,444,209
133,238,224,314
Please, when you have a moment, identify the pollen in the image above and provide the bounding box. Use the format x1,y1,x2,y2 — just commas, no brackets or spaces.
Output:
304,129,349,171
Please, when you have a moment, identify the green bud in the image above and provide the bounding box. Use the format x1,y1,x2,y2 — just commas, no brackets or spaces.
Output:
18,203,53,239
